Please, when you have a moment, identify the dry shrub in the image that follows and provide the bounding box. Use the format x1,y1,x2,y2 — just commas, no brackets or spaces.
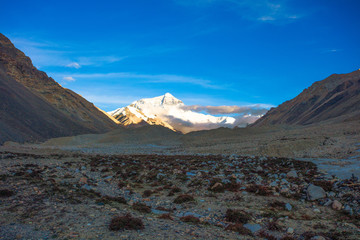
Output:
96,195,127,205
225,209,251,224
180,215,200,223
158,213,173,220
225,223,253,236
142,190,153,197
132,202,151,213
0,189,14,198
109,214,144,231
173,194,195,204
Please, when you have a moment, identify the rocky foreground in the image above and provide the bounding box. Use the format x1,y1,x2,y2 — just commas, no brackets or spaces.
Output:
0,151,359,239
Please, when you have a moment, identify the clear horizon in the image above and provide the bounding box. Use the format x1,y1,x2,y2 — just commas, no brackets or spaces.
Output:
2,0,360,112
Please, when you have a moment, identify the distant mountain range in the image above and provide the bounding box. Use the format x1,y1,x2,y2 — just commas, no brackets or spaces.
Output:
0,33,117,144
108,93,241,133
252,70,360,126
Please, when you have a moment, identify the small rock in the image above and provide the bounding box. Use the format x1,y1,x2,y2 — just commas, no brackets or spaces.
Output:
286,170,298,178
323,199,332,206
306,184,326,201
344,205,353,215
79,177,88,184
285,203,292,211
256,166,263,172
243,223,262,233
281,179,289,184
287,227,294,234
313,208,321,213
81,184,92,191
310,236,326,240
270,181,278,187
328,191,336,197
332,200,342,210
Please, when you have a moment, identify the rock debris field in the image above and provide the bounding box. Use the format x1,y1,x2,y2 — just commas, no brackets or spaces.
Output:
0,151,359,239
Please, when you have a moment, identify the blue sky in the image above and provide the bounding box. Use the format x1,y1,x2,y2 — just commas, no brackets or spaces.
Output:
1,0,360,112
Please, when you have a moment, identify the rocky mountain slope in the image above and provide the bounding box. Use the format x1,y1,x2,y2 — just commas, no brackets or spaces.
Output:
0,33,117,144
109,93,236,133
253,70,360,126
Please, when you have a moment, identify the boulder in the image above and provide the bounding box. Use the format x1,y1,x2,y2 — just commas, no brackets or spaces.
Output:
306,184,326,201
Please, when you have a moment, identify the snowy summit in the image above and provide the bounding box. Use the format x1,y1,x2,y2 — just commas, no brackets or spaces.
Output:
108,93,252,133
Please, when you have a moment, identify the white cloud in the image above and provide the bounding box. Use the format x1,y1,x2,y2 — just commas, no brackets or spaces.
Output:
181,104,271,115
258,16,275,21
66,62,81,69
76,56,126,66
63,76,75,81
52,72,225,89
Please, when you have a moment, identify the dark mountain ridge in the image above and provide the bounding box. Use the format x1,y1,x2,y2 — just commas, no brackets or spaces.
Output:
252,70,360,126
0,33,117,144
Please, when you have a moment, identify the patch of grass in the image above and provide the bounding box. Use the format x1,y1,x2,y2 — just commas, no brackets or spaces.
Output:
109,214,144,231
173,194,195,204
225,209,251,224
132,202,151,213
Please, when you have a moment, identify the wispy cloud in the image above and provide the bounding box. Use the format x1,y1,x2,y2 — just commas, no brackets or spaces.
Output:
53,72,224,89
63,76,75,81
66,62,81,69
174,0,303,23
11,37,125,69
181,104,271,115
76,56,126,66
323,49,341,54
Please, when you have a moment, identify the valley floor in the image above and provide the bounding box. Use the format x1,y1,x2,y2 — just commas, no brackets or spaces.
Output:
0,151,359,239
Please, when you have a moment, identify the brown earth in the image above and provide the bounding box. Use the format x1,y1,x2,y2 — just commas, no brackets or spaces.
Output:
22,119,358,160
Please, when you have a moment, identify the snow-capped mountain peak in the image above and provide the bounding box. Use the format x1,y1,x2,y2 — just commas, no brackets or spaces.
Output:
108,93,251,133
130,93,184,110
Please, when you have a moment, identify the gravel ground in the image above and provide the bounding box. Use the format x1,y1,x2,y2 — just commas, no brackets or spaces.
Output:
0,151,359,239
